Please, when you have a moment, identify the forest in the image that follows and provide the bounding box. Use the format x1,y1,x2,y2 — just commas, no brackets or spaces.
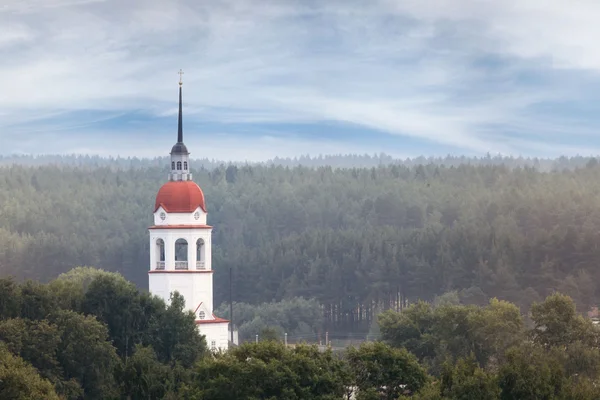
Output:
1,267,600,400
2,154,600,339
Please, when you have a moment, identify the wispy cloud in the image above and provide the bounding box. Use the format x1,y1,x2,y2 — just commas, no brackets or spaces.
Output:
2,0,600,159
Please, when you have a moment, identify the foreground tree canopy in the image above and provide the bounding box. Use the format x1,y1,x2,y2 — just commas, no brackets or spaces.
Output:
1,267,600,399
0,268,207,399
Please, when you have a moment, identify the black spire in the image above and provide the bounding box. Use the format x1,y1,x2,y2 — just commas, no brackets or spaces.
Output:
170,69,189,155
177,83,183,143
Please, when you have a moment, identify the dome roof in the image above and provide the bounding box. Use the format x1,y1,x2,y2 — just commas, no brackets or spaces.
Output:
154,181,206,213
170,142,189,155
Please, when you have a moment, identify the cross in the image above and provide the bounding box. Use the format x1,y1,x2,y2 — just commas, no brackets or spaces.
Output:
178,69,184,85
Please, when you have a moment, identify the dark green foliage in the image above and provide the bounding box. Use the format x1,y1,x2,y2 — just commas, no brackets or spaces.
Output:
2,265,600,398
81,273,150,358
0,344,60,400
190,341,349,400
497,344,565,400
151,292,207,367
530,293,598,348
215,297,323,342
379,298,523,372
0,268,207,399
0,278,21,320
4,159,600,335
50,310,121,399
439,357,500,400
19,280,58,320
259,326,281,341
117,345,172,400
0,318,82,398
5,157,600,397
347,342,428,399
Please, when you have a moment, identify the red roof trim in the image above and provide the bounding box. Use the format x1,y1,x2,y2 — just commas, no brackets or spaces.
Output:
194,302,204,314
149,225,213,230
148,270,213,274
196,316,229,324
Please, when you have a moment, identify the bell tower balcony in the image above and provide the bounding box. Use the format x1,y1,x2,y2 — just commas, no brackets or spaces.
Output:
175,261,189,270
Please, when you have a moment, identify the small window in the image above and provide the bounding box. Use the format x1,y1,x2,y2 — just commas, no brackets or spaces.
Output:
171,161,175,170
184,161,188,170
211,340,216,350
199,311,206,320
177,161,182,170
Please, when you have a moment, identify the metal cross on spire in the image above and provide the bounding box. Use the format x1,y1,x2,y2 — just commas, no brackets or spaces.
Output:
178,69,184,85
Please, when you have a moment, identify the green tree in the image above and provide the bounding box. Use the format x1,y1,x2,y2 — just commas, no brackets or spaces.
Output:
0,278,21,320
152,292,206,367
497,344,565,400
18,280,58,321
81,273,145,358
51,310,121,399
439,357,500,400
530,293,597,348
190,341,349,400
0,344,60,400
347,342,428,400
117,345,172,400
468,298,524,366
259,326,281,341
0,318,82,398
379,302,437,363
48,266,128,312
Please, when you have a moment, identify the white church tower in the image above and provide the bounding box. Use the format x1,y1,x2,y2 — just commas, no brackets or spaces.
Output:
149,71,229,351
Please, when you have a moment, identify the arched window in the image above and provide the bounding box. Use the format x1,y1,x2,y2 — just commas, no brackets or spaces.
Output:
196,238,205,269
199,310,206,320
171,161,175,170
156,239,165,270
184,161,188,170
175,239,188,269
176,161,182,170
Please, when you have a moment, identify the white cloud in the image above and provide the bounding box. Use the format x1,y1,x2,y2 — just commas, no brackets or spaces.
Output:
1,0,600,159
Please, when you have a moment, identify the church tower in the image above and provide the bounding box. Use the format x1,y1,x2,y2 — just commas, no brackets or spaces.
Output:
149,71,229,351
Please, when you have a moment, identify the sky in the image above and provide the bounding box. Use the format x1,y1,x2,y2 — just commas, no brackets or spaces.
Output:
2,0,600,161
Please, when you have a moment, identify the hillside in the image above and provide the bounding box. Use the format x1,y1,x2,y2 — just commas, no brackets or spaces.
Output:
2,155,600,333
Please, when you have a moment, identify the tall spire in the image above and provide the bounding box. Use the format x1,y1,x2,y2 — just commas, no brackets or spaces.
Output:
169,69,191,181
177,69,184,143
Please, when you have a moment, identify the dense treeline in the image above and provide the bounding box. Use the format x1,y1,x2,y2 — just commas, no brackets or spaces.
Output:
2,270,600,400
2,153,599,170
4,156,600,333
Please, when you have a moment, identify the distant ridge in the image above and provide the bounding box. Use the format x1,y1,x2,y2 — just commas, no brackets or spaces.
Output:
1,153,599,172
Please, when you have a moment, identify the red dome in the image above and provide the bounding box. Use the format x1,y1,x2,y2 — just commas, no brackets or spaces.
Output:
154,181,206,213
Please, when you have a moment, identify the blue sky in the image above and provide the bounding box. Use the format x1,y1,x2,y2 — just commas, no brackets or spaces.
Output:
2,0,600,161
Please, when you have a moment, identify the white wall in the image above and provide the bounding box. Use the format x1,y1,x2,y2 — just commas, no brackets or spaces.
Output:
149,203,229,351
199,322,230,352
149,271,214,314
154,207,207,226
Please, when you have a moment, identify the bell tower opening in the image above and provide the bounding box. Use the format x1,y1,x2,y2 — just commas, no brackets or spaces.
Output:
155,239,165,270
196,238,205,270
175,238,188,270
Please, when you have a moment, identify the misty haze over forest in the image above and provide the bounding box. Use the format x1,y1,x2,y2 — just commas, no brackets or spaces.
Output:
2,152,599,171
